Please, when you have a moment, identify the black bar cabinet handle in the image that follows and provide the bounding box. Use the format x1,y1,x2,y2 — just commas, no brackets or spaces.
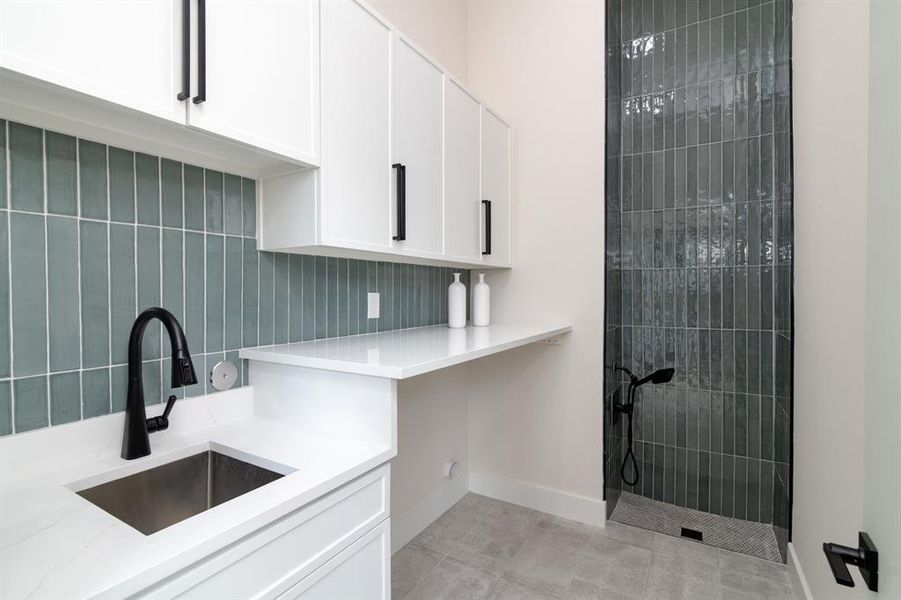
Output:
482,199,492,255
176,0,190,100
392,163,406,241
192,0,206,104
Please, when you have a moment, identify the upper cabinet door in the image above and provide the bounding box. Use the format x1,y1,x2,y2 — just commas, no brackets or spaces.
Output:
444,80,481,263
0,0,185,123
391,38,444,256
187,0,319,165
480,108,512,267
320,0,391,250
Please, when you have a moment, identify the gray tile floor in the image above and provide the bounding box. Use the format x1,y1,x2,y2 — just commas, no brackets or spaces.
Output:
393,493,800,600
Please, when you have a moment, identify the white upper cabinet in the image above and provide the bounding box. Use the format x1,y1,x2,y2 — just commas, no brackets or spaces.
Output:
0,0,320,174
443,80,482,263
480,108,512,267
0,0,185,124
187,0,319,164
319,0,392,251
391,38,444,257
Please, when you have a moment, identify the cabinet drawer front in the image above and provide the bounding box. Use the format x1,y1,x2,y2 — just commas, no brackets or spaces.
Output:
278,519,390,600
142,465,389,600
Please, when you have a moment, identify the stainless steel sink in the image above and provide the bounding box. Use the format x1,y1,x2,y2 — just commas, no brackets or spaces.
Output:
77,450,286,535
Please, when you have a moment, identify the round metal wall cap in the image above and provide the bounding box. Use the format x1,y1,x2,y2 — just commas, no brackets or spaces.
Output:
210,360,239,391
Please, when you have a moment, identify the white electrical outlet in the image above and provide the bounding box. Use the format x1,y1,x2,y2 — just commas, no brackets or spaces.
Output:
367,293,380,319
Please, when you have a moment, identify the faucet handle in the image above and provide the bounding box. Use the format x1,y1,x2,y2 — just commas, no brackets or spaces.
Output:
146,395,177,433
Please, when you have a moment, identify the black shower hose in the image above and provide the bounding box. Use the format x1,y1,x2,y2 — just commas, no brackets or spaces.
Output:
620,382,640,487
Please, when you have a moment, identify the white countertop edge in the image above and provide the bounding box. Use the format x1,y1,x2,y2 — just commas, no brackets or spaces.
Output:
239,323,574,379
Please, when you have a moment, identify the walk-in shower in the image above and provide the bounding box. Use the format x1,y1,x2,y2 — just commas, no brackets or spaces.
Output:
603,0,794,563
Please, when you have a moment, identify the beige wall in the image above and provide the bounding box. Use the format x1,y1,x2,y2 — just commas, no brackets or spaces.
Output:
464,0,606,508
367,0,469,83
792,1,869,597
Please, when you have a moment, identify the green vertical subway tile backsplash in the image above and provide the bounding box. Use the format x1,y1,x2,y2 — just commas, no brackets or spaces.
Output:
223,174,243,235
46,131,78,216
205,234,225,352
184,231,206,353
205,170,224,233
0,381,12,436
47,216,81,372
274,253,291,343
242,239,259,347
137,225,162,359
184,165,205,231
110,224,137,365
0,121,7,208
224,236,243,350
162,229,184,327
289,255,304,342
10,211,48,377
1,119,462,436
14,376,49,432
80,220,110,368
9,122,44,213
258,252,275,345
109,147,136,223
0,215,10,379
301,254,315,340
135,153,160,226
79,140,108,220
50,371,81,425
161,159,183,228
242,179,256,237
82,367,111,418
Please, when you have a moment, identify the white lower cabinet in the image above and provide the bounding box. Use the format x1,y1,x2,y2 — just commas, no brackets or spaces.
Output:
278,519,390,600
140,465,390,600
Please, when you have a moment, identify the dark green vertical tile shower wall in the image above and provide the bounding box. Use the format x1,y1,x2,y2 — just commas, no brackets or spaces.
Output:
0,120,464,436
603,0,793,555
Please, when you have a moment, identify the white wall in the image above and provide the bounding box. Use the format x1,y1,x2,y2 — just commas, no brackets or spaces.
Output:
792,1,870,597
366,0,469,83
464,0,606,519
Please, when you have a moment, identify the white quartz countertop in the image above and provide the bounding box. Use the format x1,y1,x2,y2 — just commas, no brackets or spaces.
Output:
0,390,393,599
239,323,573,379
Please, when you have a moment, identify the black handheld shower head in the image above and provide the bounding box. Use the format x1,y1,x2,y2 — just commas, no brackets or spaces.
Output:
616,365,676,487
637,367,675,386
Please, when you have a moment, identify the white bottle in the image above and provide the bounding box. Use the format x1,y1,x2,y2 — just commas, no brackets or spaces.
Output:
472,273,490,327
448,273,466,328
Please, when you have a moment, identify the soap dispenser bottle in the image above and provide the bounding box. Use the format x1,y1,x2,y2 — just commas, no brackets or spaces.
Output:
472,273,490,327
448,273,466,328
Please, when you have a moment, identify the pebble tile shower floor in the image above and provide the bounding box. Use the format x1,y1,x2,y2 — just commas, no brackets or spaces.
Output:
610,491,782,563
393,493,801,600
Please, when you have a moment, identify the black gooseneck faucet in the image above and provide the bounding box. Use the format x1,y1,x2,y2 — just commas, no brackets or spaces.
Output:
122,307,197,460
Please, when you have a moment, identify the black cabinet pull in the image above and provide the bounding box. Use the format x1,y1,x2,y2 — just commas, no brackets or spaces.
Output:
192,0,206,104
482,199,492,255
177,0,190,101
392,163,406,241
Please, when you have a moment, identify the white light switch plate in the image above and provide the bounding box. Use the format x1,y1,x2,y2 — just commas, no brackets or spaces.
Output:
367,293,380,319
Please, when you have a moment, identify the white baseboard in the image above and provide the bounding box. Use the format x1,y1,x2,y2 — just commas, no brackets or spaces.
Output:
788,542,814,600
468,470,605,527
391,474,470,554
